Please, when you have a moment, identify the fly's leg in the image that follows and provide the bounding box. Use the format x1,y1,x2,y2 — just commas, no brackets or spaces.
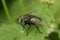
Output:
30,23,42,34
21,23,25,30
35,24,43,34
26,24,31,36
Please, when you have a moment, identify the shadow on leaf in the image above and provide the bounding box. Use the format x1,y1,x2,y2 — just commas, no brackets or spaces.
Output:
45,32,60,40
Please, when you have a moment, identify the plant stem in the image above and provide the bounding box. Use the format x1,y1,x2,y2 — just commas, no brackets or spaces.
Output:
19,0,26,13
1,0,12,23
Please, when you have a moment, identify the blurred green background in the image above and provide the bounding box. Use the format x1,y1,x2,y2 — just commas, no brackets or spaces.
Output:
0,0,60,40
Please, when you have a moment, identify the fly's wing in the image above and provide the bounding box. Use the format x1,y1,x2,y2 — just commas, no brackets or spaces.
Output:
26,10,38,15
27,10,47,25
29,10,37,15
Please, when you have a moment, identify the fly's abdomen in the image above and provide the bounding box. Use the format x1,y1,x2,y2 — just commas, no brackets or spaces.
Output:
30,18,43,24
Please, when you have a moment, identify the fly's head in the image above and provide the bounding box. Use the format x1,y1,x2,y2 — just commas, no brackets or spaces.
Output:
18,16,24,23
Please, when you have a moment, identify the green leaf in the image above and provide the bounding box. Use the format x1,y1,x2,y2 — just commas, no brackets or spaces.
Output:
0,0,60,40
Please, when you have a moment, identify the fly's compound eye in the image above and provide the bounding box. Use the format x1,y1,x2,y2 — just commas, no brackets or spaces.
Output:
18,16,24,23
19,17,22,22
